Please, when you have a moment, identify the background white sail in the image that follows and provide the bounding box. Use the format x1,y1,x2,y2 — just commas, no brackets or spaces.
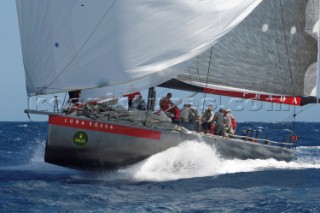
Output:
16,0,261,96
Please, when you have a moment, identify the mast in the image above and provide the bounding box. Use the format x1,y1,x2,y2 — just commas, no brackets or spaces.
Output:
147,87,156,111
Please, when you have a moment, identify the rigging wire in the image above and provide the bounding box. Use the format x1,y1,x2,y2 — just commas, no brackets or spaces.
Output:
157,88,169,99
201,46,213,114
61,92,68,111
279,0,295,95
272,0,285,88
292,106,296,132
186,57,199,110
195,56,201,109
279,0,296,134
281,103,317,123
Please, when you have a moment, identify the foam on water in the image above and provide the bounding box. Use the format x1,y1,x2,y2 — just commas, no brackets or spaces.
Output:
17,124,28,128
27,140,81,173
110,141,320,182
13,138,320,182
117,141,222,181
30,140,45,163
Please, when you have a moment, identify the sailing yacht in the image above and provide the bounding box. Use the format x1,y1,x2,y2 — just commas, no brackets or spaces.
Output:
16,0,319,170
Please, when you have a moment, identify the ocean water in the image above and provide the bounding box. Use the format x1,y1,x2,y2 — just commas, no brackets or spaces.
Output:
0,122,320,213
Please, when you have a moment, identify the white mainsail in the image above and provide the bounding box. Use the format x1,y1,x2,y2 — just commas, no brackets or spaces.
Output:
173,0,319,105
16,0,262,96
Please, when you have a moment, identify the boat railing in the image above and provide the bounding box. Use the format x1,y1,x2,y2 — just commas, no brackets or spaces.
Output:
234,123,298,149
231,134,297,148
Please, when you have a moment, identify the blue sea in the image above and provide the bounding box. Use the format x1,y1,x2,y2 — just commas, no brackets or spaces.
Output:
1,121,320,213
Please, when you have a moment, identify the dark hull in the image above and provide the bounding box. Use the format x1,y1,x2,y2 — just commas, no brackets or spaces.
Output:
45,115,295,170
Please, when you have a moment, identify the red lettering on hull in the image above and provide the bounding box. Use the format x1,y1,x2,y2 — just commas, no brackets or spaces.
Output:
49,115,161,140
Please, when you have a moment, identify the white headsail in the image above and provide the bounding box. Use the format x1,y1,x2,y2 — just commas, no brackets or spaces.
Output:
16,0,262,96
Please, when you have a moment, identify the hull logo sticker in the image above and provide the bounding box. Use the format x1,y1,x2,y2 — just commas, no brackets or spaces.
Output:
73,131,88,148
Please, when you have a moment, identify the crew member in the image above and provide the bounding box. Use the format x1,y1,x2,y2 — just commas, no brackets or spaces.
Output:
132,94,147,110
159,93,173,111
124,91,141,110
213,107,225,136
202,105,214,134
159,93,180,121
223,108,235,136
180,104,195,123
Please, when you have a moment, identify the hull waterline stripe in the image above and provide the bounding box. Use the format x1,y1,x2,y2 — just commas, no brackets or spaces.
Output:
49,115,161,140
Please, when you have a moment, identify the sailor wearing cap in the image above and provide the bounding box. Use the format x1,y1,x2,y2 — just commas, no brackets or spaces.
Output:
223,108,236,136
202,105,214,133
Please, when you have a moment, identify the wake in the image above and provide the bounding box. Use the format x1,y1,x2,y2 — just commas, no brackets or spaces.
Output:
8,139,320,182
112,141,320,182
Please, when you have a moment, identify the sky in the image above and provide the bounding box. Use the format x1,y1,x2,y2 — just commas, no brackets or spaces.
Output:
0,1,319,122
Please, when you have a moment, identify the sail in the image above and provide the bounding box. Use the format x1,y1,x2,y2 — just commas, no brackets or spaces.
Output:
173,0,319,106
311,0,320,100
16,0,262,96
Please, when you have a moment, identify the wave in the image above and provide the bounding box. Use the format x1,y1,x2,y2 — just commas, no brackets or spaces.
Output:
24,140,80,173
4,138,320,182
0,140,76,174
30,140,45,163
17,124,28,127
298,146,320,149
108,141,320,182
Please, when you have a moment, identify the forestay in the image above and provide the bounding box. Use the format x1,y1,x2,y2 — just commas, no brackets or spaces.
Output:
16,0,262,97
